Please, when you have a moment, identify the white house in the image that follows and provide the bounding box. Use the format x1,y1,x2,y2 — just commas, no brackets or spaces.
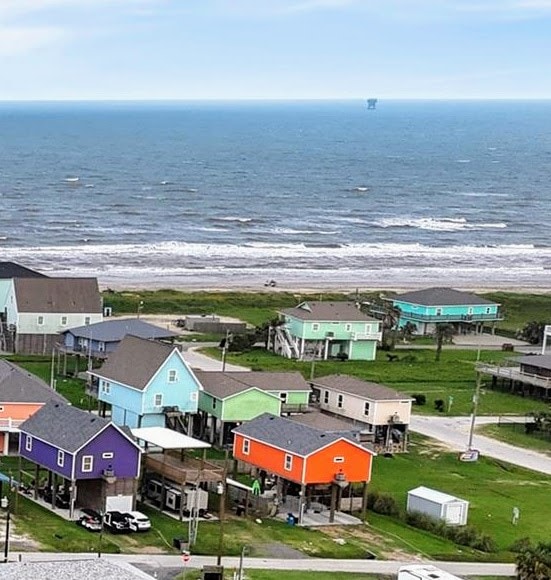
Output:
4,277,103,354
310,374,413,452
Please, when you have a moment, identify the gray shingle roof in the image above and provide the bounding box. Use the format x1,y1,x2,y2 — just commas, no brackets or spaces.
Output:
233,413,357,456
64,318,179,342
289,410,360,434
518,354,551,371
19,400,110,453
311,374,412,401
394,287,498,307
196,371,310,400
93,335,178,390
14,277,102,313
0,262,46,279
0,360,67,404
281,301,377,322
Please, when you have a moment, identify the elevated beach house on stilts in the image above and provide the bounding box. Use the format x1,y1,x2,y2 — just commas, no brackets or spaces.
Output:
271,301,382,361
89,335,202,432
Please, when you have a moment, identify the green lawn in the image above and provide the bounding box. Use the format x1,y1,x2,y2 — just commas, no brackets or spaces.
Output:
484,292,551,332
369,435,551,557
215,347,550,416
479,424,551,455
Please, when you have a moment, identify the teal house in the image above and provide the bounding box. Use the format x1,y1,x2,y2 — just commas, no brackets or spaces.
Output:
89,335,202,432
194,371,311,446
273,301,382,361
390,287,503,336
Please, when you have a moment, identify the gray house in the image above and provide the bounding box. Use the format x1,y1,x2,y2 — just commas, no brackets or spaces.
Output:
62,318,179,359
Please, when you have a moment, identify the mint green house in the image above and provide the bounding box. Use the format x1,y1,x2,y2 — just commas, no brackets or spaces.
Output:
195,371,311,446
273,301,382,362
390,287,503,336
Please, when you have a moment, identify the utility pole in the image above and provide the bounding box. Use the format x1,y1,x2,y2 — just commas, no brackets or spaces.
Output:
467,372,482,451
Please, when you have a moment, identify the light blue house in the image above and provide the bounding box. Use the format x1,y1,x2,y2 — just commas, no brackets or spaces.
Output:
274,301,382,361
390,287,503,336
89,335,202,433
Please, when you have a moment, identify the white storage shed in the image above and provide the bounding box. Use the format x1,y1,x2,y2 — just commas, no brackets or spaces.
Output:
406,486,469,526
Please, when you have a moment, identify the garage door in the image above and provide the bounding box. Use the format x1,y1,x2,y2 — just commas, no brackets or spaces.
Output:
105,494,133,512
445,504,462,525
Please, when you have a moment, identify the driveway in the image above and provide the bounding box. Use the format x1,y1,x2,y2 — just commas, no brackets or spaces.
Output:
410,415,551,475
181,345,250,372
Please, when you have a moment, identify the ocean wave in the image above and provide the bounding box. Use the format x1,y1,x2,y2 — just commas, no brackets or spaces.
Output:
456,192,510,198
372,217,507,231
271,227,338,235
213,216,253,223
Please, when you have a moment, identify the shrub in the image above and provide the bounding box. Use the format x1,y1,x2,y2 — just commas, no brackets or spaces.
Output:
434,399,445,412
510,537,533,553
372,494,400,516
411,394,426,406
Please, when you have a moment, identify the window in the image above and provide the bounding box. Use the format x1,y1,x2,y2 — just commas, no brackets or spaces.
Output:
467,307,473,315
280,392,288,404
345,323,352,332
365,324,372,333
486,307,492,314
98,341,105,352
102,452,114,460
312,323,320,332
190,391,198,402
84,317,91,325
436,308,442,316
242,438,250,455
25,435,32,452
0,406,4,413
284,454,293,471
364,401,370,415
323,390,329,404
154,393,163,407
337,394,343,409
57,450,65,467
61,316,68,326
37,316,44,326
168,369,178,383
102,381,111,395
81,455,93,473
212,398,217,410
333,456,344,463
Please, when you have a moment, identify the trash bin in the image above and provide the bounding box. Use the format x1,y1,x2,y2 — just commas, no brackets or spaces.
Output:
286,513,296,526
173,537,186,550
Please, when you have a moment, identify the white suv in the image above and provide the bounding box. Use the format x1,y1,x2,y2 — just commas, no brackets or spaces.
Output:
124,511,151,532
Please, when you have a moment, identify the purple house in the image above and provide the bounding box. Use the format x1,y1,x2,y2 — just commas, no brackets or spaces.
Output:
19,401,142,517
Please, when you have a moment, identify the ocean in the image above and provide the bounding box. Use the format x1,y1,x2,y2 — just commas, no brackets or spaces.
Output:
1,99,550,291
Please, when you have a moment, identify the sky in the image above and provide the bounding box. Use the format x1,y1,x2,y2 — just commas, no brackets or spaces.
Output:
1,0,551,100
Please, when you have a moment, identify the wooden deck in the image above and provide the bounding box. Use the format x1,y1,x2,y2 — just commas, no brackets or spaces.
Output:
144,452,224,485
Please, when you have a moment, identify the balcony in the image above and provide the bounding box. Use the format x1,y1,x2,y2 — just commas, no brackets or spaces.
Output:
281,403,309,414
144,452,224,485
401,312,503,323
0,418,25,431
351,332,383,341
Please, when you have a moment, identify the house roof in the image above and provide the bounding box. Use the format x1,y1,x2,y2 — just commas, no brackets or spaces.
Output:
408,486,466,505
233,413,366,456
288,410,362,434
518,354,551,371
131,426,211,450
311,374,412,401
93,335,178,390
0,262,46,279
280,301,377,322
195,371,310,400
19,400,110,453
393,287,497,307
13,277,102,313
63,318,179,342
0,360,67,404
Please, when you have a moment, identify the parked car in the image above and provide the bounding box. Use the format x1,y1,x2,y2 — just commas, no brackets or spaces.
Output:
41,487,71,509
124,511,151,532
103,510,131,534
76,508,102,532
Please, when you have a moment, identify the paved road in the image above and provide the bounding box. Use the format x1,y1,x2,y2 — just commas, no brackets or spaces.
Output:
11,552,516,577
180,345,250,372
410,415,551,475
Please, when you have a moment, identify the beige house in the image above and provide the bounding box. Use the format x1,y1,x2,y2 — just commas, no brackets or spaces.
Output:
3,277,103,354
310,374,413,452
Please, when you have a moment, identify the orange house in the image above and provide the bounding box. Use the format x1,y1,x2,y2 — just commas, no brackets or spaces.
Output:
0,360,67,455
233,413,375,523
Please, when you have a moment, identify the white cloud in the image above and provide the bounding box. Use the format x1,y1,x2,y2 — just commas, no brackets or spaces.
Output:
0,26,67,56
